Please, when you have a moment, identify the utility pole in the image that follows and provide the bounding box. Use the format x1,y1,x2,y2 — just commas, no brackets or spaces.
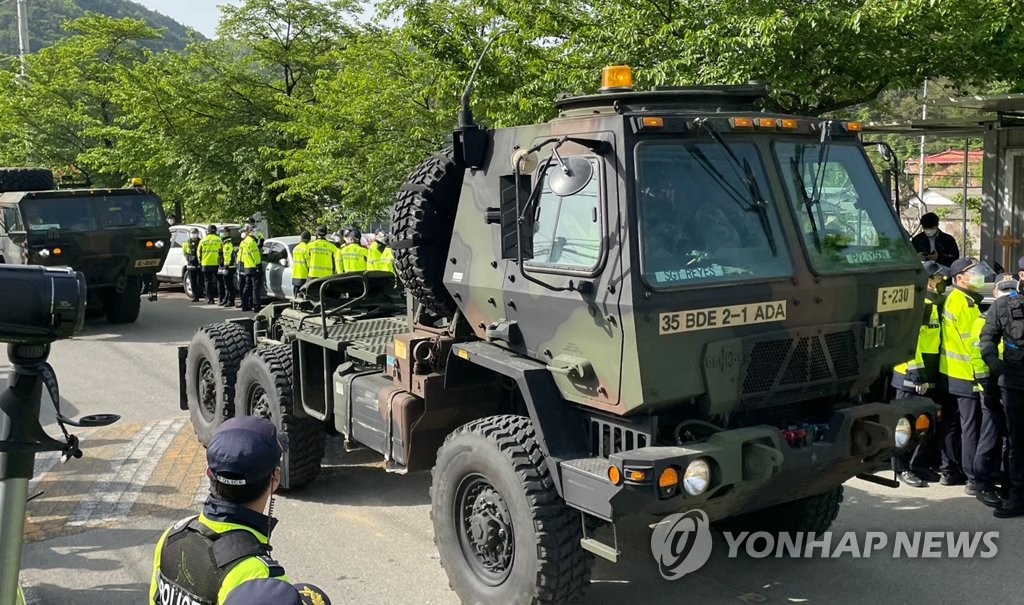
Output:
16,0,30,76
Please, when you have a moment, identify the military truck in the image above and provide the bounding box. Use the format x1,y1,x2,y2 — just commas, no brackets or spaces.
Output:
180,66,936,603
0,168,171,323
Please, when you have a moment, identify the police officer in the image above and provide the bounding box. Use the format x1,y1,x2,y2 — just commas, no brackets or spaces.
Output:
200,225,223,304
367,229,395,274
336,228,368,274
239,227,263,312
940,257,994,493
222,579,332,605
245,217,265,246
306,226,338,279
182,228,204,302
219,227,238,308
149,416,287,604
891,261,948,487
292,231,310,293
981,275,1024,517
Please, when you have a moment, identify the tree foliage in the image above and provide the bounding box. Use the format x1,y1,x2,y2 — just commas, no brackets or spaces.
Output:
0,0,1022,234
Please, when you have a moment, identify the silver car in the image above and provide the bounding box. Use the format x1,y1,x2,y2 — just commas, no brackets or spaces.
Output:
158,223,240,299
262,236,302,300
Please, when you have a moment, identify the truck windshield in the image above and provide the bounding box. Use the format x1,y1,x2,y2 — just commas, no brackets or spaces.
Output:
20,195,165,232
636,140,792,286
774,141,918,271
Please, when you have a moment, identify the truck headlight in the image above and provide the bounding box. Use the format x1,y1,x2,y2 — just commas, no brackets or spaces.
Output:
155,240,165,249
894,417,912,449
683,458,710,496
38,249,51,258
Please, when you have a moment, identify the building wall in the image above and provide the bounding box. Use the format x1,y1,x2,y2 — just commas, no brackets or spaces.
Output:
982,126,1024,270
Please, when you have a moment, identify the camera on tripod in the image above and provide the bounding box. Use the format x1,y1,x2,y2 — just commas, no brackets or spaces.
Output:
0,264,119,604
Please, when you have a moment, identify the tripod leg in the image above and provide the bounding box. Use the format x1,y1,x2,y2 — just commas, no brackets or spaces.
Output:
0,478,28,605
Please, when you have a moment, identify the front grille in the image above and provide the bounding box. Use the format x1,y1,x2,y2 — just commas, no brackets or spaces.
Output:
589,417,654,458
731,327,862,410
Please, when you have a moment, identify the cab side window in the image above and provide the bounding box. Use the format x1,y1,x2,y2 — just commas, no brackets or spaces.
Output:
528,158,602,271
2,207,22,233
170,229,189,248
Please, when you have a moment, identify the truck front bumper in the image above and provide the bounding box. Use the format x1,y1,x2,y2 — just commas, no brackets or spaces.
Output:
559,398,936,522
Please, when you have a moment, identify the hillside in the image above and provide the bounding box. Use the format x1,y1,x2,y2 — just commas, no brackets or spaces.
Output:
0,0,198,56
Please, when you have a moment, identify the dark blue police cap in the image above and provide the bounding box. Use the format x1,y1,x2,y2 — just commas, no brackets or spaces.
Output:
207,416,284,486
949,257,978,277
223,579,332,605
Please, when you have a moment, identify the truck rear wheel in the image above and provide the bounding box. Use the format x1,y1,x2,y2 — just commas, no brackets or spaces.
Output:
102,278,142,323
186,322,254,444
391,148,463,319
235,344,324,490
0,167,54,192
717,486,844,535
431,415,591,605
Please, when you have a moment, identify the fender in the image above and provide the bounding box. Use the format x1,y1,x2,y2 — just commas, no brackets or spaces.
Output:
448,340,590,495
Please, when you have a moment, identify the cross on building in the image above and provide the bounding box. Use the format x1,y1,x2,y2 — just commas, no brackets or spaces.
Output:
999,226,1022,272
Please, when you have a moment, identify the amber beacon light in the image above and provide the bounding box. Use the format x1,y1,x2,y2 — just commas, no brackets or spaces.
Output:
600,65,633,92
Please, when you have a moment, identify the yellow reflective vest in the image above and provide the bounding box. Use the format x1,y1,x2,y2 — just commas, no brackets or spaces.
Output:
292,241,309,279
221,239,235,267
199,234,222,267
368,243,395,273
336,243,368,273
149,514,288,604
239,236,262,270
940,286,988,395
893,293,941,391
306,238,338,278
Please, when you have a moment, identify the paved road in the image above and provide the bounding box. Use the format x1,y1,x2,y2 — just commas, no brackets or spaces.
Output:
3,292,1022,604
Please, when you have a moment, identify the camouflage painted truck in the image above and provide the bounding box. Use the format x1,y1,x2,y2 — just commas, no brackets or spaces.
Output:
0,169,170,323
179,66,937,603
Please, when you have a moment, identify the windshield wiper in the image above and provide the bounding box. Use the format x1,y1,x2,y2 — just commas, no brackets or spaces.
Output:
790,158,822,250
692,118,777,255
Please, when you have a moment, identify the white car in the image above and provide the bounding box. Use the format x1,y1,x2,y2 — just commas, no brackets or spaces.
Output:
262,236,301,300
157,223,240,299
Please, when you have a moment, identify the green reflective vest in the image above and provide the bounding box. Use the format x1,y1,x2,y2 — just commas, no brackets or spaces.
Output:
894,294,941,390
367,243,395,273
940,286,988,395
182,238,200,261
199,234,222,267
337,243,368,273
149,513,288,604
306,238,338,278
239,236,262,269
292,241,309,279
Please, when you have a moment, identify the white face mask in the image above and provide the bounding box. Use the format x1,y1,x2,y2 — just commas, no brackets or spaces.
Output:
923,228,938,237
966,273,986,290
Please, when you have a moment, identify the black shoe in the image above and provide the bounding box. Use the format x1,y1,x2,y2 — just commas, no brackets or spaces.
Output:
977,490,1002,508
148,293,158,301
191,298,200,303
940,472,967,486
965,482,979,497
900,471,927,488
994,501,1024,518
240,307,252,312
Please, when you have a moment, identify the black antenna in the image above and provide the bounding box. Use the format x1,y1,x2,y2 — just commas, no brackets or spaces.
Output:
459,27,505,128
453,27,505,168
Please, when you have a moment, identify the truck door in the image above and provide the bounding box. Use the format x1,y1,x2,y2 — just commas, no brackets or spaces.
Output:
501,133,625,409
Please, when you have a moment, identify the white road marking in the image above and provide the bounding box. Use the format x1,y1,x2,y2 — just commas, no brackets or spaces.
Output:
67,418,185,526
27,451,62,496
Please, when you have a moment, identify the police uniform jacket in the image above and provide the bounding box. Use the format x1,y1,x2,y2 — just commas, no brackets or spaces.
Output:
150,496,286,604
981,292,1024,390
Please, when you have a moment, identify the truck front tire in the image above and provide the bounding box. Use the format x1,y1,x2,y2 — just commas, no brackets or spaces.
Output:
234,344,324,490
102,277,142,323
716,486,844,535
185,322,254,444
431,415,591,605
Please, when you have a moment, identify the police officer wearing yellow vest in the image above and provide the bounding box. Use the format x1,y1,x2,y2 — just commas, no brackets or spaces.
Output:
891,261,948,487
291,231,310,293
336,228,368,274
239,227,263,312
306,226,338,278
980,272,1024,517
939,257,994,493
245,217,265,246
199,225,223,305
367,229,395,274
183,228,204,302
219,227,237,308
150,416,287,604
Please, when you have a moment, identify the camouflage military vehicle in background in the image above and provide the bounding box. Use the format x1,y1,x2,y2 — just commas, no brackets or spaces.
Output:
180,65,936,603
0,168,170,323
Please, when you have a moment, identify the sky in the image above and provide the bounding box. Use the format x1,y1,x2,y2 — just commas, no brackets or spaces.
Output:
136,1,241,38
